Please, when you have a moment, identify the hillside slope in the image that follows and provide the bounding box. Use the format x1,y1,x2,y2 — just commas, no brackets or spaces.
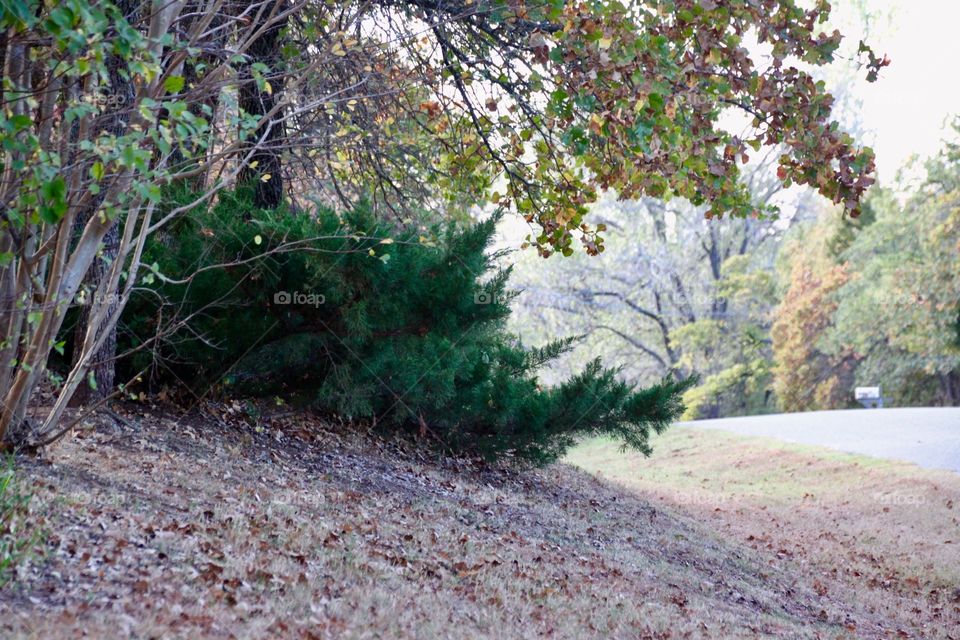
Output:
0,405,934,639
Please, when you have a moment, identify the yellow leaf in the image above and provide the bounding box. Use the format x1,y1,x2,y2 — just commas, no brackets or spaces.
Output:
254,234,262,245
380,238,395,244
248,160,259,169
261,173,272,182
599,37,613,49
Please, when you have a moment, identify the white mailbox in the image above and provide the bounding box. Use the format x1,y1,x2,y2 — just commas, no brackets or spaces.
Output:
855,386,883,408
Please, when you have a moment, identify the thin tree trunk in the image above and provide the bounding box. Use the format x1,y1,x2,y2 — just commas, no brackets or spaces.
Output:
168,1,224,192
69,0,138,406
943,371,960,406
70,225,120,406
238,0,288,210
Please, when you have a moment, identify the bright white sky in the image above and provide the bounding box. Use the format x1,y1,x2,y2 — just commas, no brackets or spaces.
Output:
842,0,960,184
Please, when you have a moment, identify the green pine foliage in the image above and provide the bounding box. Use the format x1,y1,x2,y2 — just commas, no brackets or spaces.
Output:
119,188,691,463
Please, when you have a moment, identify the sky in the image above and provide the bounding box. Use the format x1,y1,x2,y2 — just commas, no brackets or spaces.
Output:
843,0,960,184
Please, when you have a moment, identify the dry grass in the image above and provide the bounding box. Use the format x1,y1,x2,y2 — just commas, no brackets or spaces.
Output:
567,427,960,639
0,404,900,639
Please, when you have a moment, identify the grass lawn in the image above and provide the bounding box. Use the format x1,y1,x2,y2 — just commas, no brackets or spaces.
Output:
567,426,960,638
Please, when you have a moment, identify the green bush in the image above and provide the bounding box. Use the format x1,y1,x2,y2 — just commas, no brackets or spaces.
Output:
119,188,691,463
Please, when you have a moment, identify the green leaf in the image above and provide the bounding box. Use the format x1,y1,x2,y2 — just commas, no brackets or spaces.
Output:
648,93,665,113
39,176,68,224
9,114,32,130
164,75,185,94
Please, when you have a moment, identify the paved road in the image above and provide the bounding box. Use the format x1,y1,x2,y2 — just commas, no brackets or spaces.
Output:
680,408,960,473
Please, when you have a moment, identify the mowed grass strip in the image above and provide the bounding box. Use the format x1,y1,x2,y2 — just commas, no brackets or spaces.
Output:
566,427,960,639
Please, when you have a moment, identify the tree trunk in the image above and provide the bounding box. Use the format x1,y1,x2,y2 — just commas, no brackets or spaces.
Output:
238,0,288,210
70,225,120,406
69,0,138,406
168,2,225,192
942,371,960,407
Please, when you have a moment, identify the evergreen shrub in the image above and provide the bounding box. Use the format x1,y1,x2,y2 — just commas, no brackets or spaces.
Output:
119,188,691,463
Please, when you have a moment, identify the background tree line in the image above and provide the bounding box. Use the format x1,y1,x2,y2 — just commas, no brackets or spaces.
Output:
509,121,960,416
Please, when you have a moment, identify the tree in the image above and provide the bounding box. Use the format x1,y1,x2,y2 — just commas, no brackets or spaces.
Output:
509,148,808,418
68,0,140,407
281,0,884,254
771,218,858,412
772,123,960,410
672,252,778,418
0,0,306,447
824,130,960,406
238,0,290,209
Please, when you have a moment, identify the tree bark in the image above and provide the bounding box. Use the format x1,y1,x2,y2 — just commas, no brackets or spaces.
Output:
69,0,138,406
238,0,288,210
942,371,960,406
70,226,120,406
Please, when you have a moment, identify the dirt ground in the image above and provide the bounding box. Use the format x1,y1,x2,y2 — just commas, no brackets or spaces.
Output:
1,403,957,639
